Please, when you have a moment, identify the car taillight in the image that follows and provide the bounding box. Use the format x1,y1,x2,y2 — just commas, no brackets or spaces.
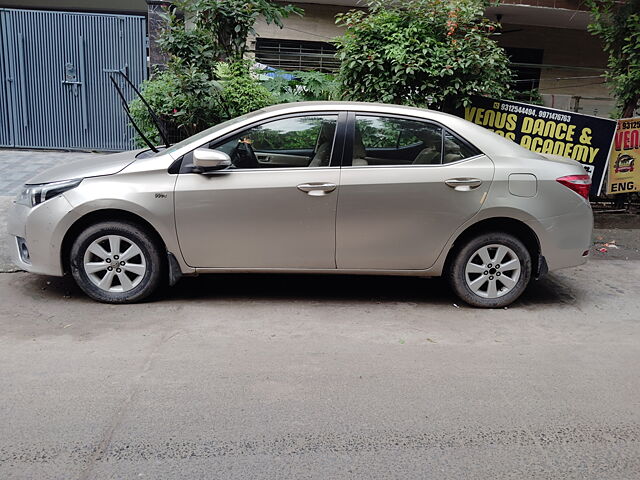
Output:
556,175,591,199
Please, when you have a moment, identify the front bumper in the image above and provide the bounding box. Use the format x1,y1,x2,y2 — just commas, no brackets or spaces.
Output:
7,195,78,276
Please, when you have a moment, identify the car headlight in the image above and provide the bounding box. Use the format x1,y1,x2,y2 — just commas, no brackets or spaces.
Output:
15,178,83,207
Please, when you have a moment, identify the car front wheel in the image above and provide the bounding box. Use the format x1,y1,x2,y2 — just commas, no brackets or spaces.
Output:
447,232,532,308
70,221,165,303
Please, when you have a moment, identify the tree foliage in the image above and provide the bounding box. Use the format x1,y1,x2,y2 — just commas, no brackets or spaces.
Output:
334,0,513,112
129,0,300,145
159,0,302,64
587,0,640,118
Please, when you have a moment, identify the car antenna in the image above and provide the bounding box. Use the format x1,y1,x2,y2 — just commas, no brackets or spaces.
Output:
113,71,171,149
109,76,159,153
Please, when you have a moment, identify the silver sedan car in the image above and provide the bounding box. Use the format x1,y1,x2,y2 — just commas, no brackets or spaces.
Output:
8,102,593,307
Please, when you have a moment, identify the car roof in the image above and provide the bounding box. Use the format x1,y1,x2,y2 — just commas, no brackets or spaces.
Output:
258,101,457,120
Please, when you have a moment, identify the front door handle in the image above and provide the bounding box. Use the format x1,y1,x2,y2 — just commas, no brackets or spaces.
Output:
445,178,482,191
297,182,337,196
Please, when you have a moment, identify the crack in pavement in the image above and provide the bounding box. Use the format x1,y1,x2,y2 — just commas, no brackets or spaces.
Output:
75,328,182,480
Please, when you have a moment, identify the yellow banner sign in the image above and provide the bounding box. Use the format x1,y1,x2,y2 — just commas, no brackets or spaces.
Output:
608,118,640,194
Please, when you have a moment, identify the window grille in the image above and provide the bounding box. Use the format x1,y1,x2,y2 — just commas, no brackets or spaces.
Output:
254,38,340,72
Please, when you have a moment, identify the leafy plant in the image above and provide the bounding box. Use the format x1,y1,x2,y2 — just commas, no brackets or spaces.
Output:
587,0,640,118
129,70,183,145
333,0,513,113
262,70,339,102
130,61,273,146
215,61,274,118
159,0,302,64
129,0,300,146
292,71,340,100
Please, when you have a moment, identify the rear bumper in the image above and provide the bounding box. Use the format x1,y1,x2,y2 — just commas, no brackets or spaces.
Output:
532,202,592,272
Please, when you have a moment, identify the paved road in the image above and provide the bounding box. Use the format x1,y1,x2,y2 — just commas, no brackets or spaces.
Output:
1,259,639,479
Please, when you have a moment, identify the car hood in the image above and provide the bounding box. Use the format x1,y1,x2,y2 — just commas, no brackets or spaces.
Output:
25,149,142,185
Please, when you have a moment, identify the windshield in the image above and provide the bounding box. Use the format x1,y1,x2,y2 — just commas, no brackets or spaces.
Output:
158,109,269,157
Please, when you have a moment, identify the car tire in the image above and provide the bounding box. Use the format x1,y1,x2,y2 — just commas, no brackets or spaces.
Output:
70,221,165,303
447,232,532,308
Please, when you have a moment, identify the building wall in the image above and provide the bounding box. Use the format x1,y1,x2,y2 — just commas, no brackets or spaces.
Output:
497,24,608,96
252,3,349,44
497,24,613,116
500,0,589,10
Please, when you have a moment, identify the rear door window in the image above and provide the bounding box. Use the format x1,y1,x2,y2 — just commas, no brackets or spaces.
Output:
443,131,481,164
353,115,443,166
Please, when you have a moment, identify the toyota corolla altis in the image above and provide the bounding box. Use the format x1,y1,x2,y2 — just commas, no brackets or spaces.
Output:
8,102,593,307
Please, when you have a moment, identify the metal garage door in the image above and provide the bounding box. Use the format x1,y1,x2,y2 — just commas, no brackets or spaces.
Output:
0,8,146,151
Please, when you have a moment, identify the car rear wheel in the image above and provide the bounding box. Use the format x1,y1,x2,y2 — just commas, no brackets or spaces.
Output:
447,232,532,308
70,221,165,303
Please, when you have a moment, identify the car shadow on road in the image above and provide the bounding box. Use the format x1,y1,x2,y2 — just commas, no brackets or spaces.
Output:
18,270,579,309
163,272,579,308
167,273,455,305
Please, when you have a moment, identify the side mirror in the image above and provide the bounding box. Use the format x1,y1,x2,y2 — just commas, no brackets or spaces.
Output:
193,148,231,172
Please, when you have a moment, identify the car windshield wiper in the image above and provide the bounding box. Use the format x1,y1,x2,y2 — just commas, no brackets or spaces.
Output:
109,72,171,153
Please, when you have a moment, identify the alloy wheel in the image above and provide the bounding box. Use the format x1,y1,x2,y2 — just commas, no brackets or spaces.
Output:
464,244,521,299
82,235,147,293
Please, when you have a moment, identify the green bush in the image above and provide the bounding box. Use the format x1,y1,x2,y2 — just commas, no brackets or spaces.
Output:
334,0,513,112
215,62,274,118
263,70,339,103
129,0,300,146
130,62,273,147
159,0,302,65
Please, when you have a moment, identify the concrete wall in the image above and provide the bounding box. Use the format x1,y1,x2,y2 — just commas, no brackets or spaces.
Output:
252,2,349,44
497,24,609,96
497,24,613,116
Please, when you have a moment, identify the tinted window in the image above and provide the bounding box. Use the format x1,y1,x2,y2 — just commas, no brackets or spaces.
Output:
354,115,442,166
212,115,338,169
443,131,479,164
248,117,332,151
357,117,402,148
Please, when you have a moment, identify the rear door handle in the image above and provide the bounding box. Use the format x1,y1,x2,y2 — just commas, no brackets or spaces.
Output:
445,178,482,191
297,182,337,196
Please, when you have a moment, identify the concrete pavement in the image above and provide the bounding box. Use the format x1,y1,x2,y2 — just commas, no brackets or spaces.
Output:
0,261,639,479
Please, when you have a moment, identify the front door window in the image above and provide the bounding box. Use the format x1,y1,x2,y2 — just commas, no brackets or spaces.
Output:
212,115,339,169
